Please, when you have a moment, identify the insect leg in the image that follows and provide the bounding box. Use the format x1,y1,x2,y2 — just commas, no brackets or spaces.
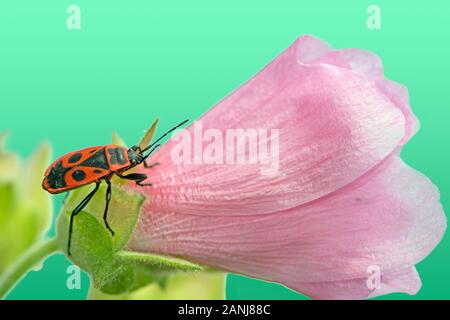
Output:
103,179,115,237
143,161,160,169
117,173,152,187
68,181,101,256
142,144,161,168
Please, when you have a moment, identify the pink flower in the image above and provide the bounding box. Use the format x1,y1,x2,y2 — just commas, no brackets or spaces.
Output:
127,36,446,299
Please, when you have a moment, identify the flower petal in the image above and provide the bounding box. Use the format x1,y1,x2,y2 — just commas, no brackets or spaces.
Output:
296,36,417,144
297,267,421,300
138,36,407,216
129,156,446,299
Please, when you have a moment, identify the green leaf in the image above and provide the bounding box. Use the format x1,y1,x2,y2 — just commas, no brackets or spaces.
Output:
116,251,201,273
138,118,159,151
0,138,53,274
97,252,202,295
56,209,114,286
17,142,53,236
89,272,227,300
100,251,202,294
57,181,204,295
111,132,127,147
0,133,19,183
59,183,144,252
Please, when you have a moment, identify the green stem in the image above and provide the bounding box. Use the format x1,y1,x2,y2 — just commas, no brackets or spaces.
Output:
0,238,59,299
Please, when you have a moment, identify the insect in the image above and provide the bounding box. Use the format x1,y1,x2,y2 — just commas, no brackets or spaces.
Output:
42,119,188,256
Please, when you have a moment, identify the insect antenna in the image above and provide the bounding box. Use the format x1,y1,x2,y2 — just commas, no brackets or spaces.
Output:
141,119,189,154
142,143,161,160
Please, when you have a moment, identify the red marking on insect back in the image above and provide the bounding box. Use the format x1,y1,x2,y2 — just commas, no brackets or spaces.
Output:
64,166,110,187
60,146,103,168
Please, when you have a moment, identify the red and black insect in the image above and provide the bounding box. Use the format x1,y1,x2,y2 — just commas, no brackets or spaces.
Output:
42,119,188,256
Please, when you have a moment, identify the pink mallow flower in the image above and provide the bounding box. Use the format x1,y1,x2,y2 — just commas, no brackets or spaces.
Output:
127,36,446,299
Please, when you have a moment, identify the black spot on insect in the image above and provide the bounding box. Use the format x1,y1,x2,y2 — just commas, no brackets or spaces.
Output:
94,169,102,174
80,148,109,170
47,161,68,189
68,153,82,163
72,170,86,182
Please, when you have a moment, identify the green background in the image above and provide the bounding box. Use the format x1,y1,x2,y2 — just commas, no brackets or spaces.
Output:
1,0,449,299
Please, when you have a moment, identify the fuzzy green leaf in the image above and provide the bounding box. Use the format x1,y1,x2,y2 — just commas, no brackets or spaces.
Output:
89,272,227,300
59,183,144,252
98,251,202,294
57,209,114,286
